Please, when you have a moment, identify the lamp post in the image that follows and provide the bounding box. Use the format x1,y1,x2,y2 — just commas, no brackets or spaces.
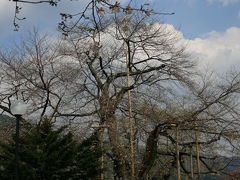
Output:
10,100,27,180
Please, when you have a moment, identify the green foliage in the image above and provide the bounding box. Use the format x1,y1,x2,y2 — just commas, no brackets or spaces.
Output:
74,133,103,179
0,119,102,180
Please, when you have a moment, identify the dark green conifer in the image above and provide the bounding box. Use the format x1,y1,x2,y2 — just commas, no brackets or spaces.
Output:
0,118,102,179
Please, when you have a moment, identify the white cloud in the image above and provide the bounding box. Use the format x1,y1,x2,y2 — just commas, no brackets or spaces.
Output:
238,10,240,18
186,27,240,71
103,23,240,72
152,24,240,72
207,0,240,6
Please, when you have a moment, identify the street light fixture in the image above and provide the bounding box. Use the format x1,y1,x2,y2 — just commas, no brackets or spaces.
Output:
10,100,28,180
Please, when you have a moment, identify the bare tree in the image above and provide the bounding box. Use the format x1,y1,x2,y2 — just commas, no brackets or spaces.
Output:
0,8,195,178
130,69,240,179
10,0,174,32
5,2,239,179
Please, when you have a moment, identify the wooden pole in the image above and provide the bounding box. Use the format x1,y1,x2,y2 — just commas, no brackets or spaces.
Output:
190,146,194,180
125,16,135,180
185,156,188,180
176,125,181,180
195,126,201,180
100,128,104,180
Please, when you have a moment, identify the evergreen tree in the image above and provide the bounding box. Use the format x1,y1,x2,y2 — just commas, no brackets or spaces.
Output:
0,119,102,179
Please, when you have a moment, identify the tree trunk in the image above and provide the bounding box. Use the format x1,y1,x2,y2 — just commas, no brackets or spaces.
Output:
106,114,130,179
138,125,160,179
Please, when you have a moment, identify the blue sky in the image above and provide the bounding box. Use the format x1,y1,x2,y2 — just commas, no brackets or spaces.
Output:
158,0,240,38
0,0,239,70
